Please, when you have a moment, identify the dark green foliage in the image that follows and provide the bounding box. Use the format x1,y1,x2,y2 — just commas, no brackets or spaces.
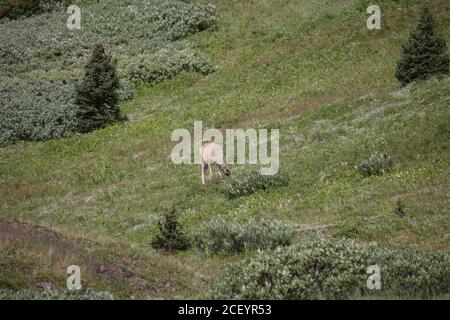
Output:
395,6,450,85
394,199,406,217
0,0,41,19
210,238,450,299
75,43,121,133
355,152,393,178
225,170,290,199
151,206,190,252
0,0,66,19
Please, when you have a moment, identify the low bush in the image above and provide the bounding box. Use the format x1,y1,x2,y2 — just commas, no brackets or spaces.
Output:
225,170,290,199
0,0,62,20
393,199,406,217
191,218,295,255
120,44,215,84
209,238,450,299
370,247,450,297
151,206,190,252
0,288,114,300
355,152,393,177
0,80,78,146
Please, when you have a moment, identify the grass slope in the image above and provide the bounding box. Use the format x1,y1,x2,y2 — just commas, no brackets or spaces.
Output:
0,0,449,298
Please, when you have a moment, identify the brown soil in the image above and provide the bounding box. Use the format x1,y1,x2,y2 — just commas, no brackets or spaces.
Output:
0,218,184,298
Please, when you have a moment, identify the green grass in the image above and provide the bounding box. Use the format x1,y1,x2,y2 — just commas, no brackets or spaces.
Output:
0,0,449,298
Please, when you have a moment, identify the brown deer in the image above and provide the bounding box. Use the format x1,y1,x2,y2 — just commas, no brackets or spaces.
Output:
200,142,231,185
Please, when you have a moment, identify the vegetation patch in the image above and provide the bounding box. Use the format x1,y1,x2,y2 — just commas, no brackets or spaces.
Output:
191,218,295,255
151,206,191,252
0,0,217,146
0,288,114,300
395,6,449,85
210,238,450,299
75,43,122,133
225,170,290,199
355,152,393,178
0,0,69,20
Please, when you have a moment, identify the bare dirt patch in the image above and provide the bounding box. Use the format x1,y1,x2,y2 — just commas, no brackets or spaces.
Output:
0,218,187,298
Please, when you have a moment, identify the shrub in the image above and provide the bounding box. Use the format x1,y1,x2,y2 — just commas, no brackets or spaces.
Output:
0,0,71,20
151,206,190,252
209,238,450,299
209,238,369,299
369,247,450,298
395,6,449,85
0,288,114,300
355,152,393,177
1,0,41,19
191,218,295,255
0,79,78,146
120,44,215,84
393,199,406,217
225,170,290,199
75,43,121,133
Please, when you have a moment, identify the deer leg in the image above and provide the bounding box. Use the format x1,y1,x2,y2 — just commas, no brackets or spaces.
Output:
208,164,213,183
201,163,205,185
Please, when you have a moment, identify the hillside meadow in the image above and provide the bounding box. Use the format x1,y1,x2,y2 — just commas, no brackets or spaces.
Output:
0,0,449,299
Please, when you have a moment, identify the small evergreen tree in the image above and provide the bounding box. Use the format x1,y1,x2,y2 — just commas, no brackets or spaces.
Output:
394,199,406,218
151,206,190,252
395,6,449,86
75,43,121,133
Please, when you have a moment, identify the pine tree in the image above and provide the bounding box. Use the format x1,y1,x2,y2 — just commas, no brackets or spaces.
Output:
151,206,190,252
75,43,121,133
395,6,449,86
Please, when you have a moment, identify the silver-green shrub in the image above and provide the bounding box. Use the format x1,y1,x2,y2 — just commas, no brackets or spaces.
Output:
355,152,393,177
191,218,295,255
209,238,450,299
0,80,78,146
225,170,290,199
0,288,114,300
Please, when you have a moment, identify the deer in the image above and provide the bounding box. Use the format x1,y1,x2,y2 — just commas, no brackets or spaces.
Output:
200,142,231,185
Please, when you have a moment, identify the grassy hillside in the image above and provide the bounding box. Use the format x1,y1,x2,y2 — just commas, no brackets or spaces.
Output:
1,0,449,298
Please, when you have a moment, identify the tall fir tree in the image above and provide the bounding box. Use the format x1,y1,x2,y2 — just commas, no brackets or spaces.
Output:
75,43,121,133
395,6,449,86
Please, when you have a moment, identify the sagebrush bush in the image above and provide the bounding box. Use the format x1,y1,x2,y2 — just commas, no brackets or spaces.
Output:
151,206,190,252
75,43,121,133
355,152,393,177
369,247,450,298
191,218,295,255
0,79,78,146
225,170,290,199
209,238,450,299
395,6,449,85
121,44,215,84
0,288,114,300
